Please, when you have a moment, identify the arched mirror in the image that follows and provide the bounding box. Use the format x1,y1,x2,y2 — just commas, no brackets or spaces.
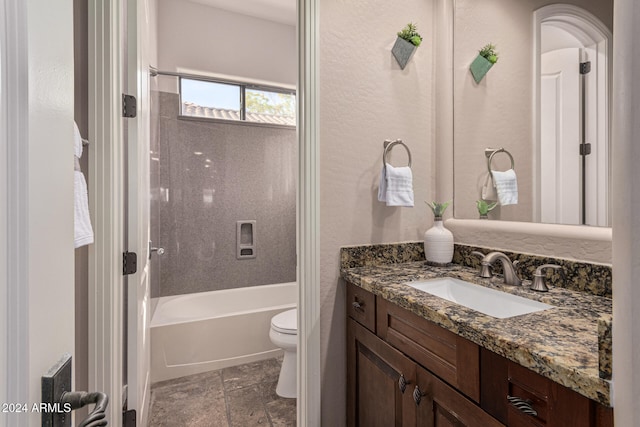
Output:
535,5,612,226
453,0,613,227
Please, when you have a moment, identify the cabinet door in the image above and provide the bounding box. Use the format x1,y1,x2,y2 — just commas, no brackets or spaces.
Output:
414,366,504,427
348,319,417,427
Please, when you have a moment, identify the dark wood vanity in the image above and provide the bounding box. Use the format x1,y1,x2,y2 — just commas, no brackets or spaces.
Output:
346,282,614,427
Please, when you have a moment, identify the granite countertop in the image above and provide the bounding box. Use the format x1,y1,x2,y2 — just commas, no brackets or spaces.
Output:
341,261,613,406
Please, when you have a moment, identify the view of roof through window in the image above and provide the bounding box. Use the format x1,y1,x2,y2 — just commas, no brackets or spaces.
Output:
180,78,296,126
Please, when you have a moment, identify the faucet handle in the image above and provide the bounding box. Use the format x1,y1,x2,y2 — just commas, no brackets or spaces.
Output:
531,264,563,292
470,251,492,278
470,250,485,260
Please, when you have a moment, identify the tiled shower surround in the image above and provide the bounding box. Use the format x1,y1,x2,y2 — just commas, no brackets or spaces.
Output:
150,91,297,297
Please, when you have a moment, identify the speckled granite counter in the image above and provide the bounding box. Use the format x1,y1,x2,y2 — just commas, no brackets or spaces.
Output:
341,260,613,406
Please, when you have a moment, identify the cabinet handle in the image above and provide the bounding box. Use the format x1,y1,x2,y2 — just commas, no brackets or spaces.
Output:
352,300,365,312
398,374,410,393
507,395,538,417
413,385,427,405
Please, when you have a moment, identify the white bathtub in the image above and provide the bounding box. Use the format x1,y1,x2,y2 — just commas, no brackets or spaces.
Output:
150,282,296,383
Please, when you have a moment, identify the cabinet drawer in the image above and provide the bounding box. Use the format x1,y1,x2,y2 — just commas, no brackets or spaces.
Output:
377,298,480,402
346,282,376,332
480,348,614,427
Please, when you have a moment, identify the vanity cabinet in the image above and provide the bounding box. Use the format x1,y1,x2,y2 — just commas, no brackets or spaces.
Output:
346,282,614,427
348,318,503,427
347,281,502,427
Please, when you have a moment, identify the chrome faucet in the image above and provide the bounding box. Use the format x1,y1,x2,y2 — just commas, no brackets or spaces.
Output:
475,251,522,286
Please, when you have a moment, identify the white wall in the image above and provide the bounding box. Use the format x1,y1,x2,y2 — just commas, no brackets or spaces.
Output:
156,0,296,91
319,0,435,424
148,0,159,77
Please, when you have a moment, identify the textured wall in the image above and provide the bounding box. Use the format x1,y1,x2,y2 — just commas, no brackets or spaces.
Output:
151,92,297,297
453,0,613,221
319,0,436,424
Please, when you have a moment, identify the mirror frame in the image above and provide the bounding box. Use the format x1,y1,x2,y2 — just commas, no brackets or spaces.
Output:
435,0,612,264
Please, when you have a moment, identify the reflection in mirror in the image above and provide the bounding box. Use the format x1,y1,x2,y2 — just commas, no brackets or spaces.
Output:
453,0,613,226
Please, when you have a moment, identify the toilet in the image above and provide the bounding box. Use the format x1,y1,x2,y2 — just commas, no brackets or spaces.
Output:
269,308,297,398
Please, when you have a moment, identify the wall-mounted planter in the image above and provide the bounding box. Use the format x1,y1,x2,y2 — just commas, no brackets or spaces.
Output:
470,54,494,83
392,37,417,70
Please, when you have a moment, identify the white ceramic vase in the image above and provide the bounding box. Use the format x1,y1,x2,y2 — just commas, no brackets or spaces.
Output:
424,218,454,264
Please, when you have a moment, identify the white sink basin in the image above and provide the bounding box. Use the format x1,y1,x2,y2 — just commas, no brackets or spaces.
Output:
407,277,553,319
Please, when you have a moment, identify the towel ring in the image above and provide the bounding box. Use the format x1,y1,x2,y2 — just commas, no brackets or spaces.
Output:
383,139,412,169
485,147,514,174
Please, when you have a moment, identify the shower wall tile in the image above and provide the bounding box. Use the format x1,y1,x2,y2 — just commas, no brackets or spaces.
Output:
150,90,162,298
154,92,297,297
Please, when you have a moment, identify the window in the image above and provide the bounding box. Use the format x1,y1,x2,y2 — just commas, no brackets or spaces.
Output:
180,77,296,127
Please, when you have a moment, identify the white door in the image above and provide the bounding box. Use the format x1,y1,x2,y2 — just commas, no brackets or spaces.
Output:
125,0,152,425
540,48,581,224
1,0,76,426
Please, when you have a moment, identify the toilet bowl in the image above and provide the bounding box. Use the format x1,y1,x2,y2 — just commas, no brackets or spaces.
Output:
269,308,297,398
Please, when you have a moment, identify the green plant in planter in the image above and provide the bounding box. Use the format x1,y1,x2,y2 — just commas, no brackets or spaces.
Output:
476,200,498,217
426,201,451,219
470,43,499,83
479,43,499,64
397,22,423,47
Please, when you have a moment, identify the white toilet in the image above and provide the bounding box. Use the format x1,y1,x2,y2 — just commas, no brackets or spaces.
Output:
269,308,297,398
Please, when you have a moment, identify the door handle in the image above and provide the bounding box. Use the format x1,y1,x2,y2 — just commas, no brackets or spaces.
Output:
61,391,109,427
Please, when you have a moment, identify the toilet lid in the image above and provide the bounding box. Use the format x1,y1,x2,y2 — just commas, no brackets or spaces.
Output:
271,309,297,334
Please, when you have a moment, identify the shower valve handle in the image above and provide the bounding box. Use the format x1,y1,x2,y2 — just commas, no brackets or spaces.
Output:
150,247,165,256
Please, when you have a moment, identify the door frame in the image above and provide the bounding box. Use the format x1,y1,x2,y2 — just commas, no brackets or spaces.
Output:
87,1,126,424
297,0,321,424
87,0,321,425
1,0,30,423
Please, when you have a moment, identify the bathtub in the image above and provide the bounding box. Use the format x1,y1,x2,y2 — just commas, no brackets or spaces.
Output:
150,282,296,383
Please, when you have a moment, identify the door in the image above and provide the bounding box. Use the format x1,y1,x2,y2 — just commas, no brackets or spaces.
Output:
2,0,76,426
540,48,582,225
125,0,152,424
347,319,416,427
414,366,504,427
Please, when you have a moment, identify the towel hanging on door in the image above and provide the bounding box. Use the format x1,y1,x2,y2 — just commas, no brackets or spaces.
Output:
74,122,94,248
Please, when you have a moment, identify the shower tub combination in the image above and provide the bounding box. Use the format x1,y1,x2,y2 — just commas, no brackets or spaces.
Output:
150,282,296,382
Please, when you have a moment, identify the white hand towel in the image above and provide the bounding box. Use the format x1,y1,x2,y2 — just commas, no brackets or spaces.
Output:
74,122,94,248
378,163,414,207
481,173,498,201
492,168,518,206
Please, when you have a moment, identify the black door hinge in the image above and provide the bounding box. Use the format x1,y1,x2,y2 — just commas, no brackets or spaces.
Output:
122,94,137,118
580,143,592,156
123,409,136,427
580,61,591,75
123,251,137,275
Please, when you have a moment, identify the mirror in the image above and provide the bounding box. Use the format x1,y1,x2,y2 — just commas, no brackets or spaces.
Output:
453,0,613,226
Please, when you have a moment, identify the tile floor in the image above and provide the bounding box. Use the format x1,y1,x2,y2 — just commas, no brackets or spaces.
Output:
148,357,296,426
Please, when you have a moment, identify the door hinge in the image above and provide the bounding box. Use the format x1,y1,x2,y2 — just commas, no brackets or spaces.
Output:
123,251,138,275
580,61,591,75
123,409,137,427
122,94,137,118
580,143,592,156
